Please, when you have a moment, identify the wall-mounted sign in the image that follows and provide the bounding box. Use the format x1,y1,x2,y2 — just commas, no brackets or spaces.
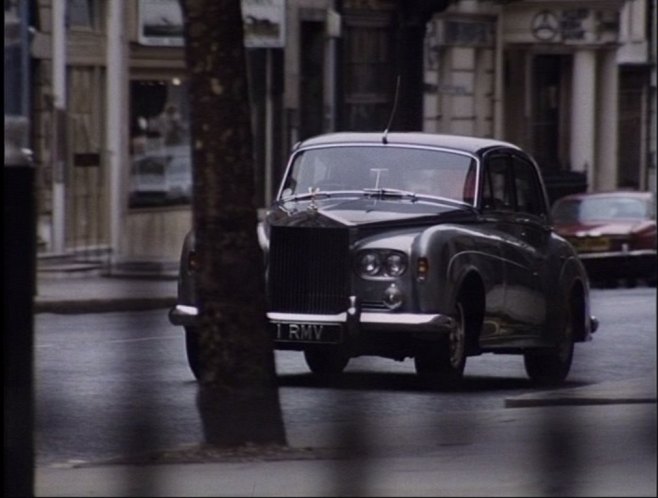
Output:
505,6,620,45
242,0,286,48
138,0,184,47
138,0,286,48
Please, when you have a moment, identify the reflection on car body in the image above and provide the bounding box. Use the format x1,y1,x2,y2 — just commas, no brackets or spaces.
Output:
169,132,599,386
551,190,657,286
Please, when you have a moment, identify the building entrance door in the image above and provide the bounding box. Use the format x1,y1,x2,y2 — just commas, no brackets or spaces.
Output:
530,54,568,173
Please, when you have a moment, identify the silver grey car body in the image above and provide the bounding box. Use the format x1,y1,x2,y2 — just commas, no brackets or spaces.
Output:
170,132,598,384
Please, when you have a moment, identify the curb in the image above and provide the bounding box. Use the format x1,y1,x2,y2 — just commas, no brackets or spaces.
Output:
34,297,177,314
504,376,657,408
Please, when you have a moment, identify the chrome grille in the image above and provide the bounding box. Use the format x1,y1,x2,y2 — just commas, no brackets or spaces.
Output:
267,226,349,313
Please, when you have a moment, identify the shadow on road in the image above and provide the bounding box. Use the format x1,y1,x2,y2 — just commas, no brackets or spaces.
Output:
277,371,591,393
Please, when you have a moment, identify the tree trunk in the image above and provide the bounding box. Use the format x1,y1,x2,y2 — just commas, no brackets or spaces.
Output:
180,0,286,448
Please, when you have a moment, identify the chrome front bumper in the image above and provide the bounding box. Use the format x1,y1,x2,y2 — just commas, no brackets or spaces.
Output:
169,304,457,334
168,304,198,327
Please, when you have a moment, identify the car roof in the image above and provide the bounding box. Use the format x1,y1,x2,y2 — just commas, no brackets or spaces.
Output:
295,132,521,155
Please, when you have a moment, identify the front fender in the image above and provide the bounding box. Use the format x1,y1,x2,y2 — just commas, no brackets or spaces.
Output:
413,224,502,315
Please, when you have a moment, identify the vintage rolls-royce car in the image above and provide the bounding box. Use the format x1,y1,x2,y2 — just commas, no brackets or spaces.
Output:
169,132,599,385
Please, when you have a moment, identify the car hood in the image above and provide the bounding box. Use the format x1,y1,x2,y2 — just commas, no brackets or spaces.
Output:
267,196,475,228
554,220,646,236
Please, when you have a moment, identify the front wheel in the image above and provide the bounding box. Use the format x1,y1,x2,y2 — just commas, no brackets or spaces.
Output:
184,326,202,381
523,299,575,386
414,300,467,385
304,349,349,376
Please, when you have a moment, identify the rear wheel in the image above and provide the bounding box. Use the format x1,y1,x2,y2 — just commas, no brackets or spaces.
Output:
304,349,349,375
184,326,201,381
523,297,575,386
414,300,467,385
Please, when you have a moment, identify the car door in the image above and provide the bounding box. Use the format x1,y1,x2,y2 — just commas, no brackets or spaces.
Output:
478,152,516,340
480,150,548,340
505,153,550,334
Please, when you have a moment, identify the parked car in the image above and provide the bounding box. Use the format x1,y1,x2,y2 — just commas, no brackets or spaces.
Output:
170,132,599,386
165,145,193,203
551,190,657,286
129,154,168,206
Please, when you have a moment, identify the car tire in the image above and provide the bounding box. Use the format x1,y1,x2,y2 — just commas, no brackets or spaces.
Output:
414,300,467,385
184,326,202,381
523,296,575,386
304,349,349,375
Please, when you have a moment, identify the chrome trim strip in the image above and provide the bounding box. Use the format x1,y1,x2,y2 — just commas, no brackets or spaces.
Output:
578,249,657,259
360,312,455,328
267,312,348,322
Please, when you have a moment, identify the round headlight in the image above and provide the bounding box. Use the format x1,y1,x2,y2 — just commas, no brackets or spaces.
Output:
385,253,407,276
358,252,381,276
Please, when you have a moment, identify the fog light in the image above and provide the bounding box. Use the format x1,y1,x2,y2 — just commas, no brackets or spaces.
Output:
383,284,403,310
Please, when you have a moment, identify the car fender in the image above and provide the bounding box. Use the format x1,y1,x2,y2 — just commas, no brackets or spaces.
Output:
176,230,196,306
549,238,594,342
413,223,499,315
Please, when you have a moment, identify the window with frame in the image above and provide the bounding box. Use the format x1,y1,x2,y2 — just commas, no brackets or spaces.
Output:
512,156,546,217
129,78,191,208
482,155,514,211
67,0,96,30
343,15,394,130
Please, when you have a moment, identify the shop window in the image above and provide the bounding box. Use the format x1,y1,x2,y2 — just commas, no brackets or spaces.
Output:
129,79,192,208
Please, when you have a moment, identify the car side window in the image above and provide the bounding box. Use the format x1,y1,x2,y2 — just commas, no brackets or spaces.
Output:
512,156,546,217
482,155,514,211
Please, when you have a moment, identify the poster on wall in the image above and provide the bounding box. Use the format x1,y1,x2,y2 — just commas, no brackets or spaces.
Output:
138,0,286,47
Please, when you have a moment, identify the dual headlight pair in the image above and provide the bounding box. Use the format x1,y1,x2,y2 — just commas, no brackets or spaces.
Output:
356,250,407,278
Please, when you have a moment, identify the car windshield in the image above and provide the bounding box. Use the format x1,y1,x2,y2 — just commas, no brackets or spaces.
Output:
280,145,477,205
552,196,650,222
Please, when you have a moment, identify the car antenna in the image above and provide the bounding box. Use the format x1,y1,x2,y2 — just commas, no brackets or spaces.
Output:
382,75,401,144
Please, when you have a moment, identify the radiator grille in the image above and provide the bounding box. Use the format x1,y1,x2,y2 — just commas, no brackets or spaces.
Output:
268,226,349,313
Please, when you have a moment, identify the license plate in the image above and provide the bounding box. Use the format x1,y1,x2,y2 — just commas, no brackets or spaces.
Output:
271,322,343,344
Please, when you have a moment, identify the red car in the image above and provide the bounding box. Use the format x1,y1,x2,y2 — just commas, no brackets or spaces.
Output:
551,190,657,286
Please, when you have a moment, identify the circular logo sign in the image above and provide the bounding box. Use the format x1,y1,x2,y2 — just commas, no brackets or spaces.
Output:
532,10,559,41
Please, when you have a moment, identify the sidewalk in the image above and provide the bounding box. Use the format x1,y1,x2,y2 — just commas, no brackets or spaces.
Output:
35,272,178,314
35,401,657,497
32,271,657,496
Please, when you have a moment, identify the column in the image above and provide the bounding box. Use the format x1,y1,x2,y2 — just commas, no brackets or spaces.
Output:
52,0,66,253
570,49,596,189
597,49,619,191
107,1,128,267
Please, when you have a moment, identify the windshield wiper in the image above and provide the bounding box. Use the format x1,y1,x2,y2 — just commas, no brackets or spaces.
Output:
280,191,332,202
362,188,418,200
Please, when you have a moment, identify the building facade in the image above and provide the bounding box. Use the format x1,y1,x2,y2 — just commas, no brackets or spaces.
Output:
26,0,656,269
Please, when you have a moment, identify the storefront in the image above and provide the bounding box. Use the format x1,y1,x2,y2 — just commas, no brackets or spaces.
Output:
423,0,654,203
